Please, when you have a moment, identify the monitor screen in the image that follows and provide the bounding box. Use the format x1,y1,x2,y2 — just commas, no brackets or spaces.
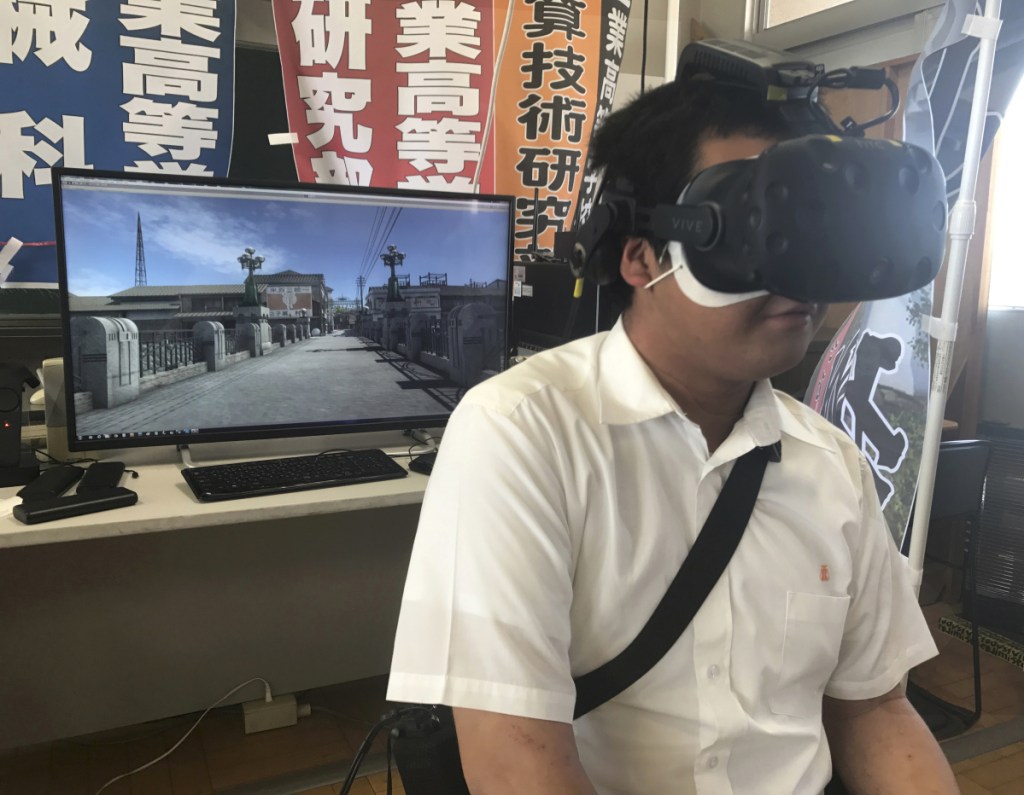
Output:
52,168,513,452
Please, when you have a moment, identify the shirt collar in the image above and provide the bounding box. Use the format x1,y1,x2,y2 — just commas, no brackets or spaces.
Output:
773,389,837,453
596,319,835,454
596,319,679,426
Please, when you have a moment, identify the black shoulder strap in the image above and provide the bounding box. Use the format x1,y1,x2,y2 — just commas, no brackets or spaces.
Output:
572,443,777,720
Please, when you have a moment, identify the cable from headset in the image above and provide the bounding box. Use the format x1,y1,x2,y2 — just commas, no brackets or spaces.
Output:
338,706,436,795
808,67,900,136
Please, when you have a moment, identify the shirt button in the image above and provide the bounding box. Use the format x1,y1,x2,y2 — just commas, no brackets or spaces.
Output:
707,755,719,769
707,664,720,680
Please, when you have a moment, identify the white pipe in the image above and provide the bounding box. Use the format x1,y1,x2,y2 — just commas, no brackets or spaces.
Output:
907,0,1002,590
665,0,680,81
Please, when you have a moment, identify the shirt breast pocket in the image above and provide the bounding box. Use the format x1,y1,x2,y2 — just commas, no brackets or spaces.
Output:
769,591,851,718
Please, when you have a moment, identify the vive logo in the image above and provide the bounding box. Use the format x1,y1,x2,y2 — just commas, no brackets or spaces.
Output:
671,218,704,234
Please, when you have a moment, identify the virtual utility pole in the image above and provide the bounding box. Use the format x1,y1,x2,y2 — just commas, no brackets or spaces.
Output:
356,275,366,309
134,213,148,287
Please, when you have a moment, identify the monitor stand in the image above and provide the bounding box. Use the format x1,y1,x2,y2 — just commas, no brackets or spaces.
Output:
177,444,195,469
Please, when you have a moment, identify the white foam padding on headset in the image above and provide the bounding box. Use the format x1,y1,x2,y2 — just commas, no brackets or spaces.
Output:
663,240,769,307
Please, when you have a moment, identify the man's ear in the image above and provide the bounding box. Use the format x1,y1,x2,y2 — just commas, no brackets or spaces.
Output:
619,237,659,288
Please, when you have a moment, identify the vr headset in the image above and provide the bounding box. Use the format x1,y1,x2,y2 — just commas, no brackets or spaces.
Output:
566,39,948,304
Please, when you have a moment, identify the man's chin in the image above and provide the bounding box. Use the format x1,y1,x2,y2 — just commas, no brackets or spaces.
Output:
754,345,818,382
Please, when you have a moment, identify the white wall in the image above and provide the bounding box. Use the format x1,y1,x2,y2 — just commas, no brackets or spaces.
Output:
698,0,749,40
621,0,702,79
698,0,941,67
237,0,276,47
791,5,940,68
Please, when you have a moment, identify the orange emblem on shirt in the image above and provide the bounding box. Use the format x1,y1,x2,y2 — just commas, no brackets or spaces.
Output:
820,564,830,582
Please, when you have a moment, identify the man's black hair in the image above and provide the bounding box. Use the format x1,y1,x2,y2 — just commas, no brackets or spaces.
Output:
587,78,799,309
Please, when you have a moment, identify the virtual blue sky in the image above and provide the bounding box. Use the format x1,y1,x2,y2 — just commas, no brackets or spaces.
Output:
60,187,512,301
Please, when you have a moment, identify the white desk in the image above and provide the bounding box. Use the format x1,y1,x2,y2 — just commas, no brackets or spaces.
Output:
0,434,429,750
0,446,428,549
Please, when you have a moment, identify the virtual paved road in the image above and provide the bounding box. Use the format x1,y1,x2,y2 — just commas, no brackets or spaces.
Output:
76,333,462,436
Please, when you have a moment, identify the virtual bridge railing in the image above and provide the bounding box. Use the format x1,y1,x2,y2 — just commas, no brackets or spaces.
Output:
138,330,197,377
423,317,450,359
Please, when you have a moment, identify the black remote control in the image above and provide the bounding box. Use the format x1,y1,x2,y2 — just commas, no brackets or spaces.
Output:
12,487,138,525
16,465,84,502
77,461,126,495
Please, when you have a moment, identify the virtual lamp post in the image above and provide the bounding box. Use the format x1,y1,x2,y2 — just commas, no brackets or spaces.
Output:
234,247,273,355
380,244,409,352
238,247,264,305
381,244,406,302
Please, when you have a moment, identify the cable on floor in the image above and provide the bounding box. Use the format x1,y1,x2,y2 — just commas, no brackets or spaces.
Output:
93,677,273,795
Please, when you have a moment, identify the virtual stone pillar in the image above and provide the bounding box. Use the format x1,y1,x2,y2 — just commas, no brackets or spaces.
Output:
69,316,141,408
193,321,226,370
234,322,263,357
447,303,499,387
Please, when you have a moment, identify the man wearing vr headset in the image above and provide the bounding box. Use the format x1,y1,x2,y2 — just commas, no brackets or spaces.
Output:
388,45,955,795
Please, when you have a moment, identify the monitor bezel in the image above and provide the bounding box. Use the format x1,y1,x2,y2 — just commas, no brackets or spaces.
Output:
52,166,516,453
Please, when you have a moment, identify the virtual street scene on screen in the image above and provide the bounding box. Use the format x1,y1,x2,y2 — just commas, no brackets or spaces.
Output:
60,184,510,441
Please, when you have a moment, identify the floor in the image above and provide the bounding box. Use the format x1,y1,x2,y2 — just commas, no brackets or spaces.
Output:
1,600,1022,795
0,676,400,795
910,602,1024,794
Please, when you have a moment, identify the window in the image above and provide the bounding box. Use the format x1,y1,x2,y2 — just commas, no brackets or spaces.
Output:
987,84,1024,309
750,0,940,50
762,0,854,29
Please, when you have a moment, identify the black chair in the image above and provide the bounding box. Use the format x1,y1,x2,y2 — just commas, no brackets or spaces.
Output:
903,439,992,739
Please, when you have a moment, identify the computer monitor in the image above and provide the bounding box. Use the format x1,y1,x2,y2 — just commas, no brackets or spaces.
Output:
52,168,513,452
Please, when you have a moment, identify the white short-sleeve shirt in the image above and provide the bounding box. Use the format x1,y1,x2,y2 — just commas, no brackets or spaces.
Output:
388,320,937,795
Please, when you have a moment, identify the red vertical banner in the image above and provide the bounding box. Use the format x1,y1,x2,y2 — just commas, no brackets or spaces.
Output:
271,0,629,248
273,0,496,190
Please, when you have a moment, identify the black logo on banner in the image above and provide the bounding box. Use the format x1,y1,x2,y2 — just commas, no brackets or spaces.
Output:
820,330,910,508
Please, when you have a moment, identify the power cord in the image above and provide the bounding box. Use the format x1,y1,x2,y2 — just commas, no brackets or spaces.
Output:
390,430,441,459
640,0,650,94
29,451,140,484
472,0,517,191
33,448,97,467
93,677,273,795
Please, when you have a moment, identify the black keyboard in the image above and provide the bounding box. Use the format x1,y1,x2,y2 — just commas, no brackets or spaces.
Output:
182,448,408,502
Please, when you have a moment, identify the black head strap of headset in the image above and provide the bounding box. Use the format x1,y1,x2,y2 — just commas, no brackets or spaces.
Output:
567,174,719,284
